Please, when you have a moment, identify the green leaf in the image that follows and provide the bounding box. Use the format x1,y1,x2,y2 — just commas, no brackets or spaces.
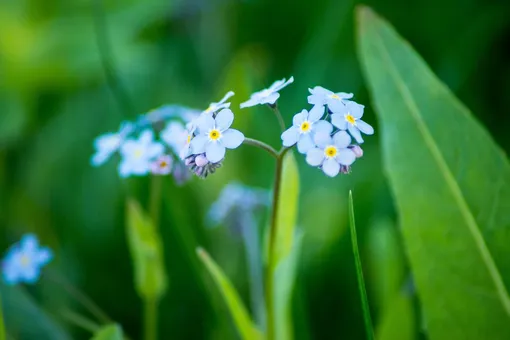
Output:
349,191,374,340
0,292,5,340
0,285,71,340
357,6,510,338
274,151,300,266
90,324,124,340
126,198,168,301
274,231,304,340
196,247,262,340
377,293,415,340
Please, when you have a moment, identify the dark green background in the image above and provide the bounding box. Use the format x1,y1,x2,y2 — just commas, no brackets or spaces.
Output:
1,0,509,339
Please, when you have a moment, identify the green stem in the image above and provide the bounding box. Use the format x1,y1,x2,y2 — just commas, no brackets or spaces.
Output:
243,138,279,159
149,175,163,228
265,152,285,340
144,298,158,340
269,105,286,132
348,191,374,340
0,292,5,340
60,308,101,334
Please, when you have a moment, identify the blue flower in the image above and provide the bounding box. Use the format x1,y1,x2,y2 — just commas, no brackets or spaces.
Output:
203,91,235,114
190,109,244,163
240,77,294,108
2,234,53,285
307,86,353,112
150,155,173,175
281,105,331,154
331,100,374,143
208,182,270,227
161,121,190,158
306,131,356,177
118,130,164,177
91,122,134,167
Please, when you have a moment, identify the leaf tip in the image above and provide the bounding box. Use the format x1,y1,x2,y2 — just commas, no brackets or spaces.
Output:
196,247,206,259
355,5,376,23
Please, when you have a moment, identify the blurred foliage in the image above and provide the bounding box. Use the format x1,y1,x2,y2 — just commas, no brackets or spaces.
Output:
0,0,509,339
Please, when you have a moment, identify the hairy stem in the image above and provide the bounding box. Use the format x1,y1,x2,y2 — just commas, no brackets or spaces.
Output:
243,138,279,159
265,152,285,340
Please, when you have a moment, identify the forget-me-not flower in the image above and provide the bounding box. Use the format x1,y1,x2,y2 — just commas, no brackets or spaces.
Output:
307,86,353,112
150,155,173,175
203,91,235,114
240,77,294,108
281,105,332,154
190,109,244,163
137,105,201,129
2,234,53,285
161,121,189,157
118,130,164,177
331,100,374,143
91,122,134,167
306,130,356,177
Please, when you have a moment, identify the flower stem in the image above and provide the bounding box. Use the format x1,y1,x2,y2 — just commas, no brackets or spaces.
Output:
265,151,285,340
149,175,162,228
243,138,278,159
144,298,158,340
269,105,286,132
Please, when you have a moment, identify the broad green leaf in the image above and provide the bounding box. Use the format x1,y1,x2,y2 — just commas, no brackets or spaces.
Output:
126,198,167,301
377,293,415,340
196,248,262,340
274,231,303,340
90,324,124,340
348,191,374,340
274,151,300,266
357,6,510,339
0,285,71,340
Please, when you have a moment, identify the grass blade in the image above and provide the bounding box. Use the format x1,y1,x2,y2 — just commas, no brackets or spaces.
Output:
349,191,374,340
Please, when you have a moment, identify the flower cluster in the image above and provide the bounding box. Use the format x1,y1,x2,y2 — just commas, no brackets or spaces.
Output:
281,86,374,177
2,234,53,285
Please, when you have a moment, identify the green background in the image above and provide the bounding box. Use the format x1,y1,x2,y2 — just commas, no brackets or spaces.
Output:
1,0,509,339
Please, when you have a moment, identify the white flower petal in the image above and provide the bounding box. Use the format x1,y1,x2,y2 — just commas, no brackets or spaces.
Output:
292,110,308,126
139,130,154,144
240,98,259,109
281,127,299,147
314,131,333,148
190,135,208,154
348,124,364,144
147,143,164,159
222,129,244,149
272,76,294,92
261,92,280,105
309,86,332,96
197,113,215,132
333,131,352,149
347,101,364,119
297,134,315,154
206,142,226,163
337,92,354,100
336,148,356,165
118,160,132,178
269,78,285,91
327,99,346,114
308,105,325,122
306,148,325,166
356,120,374,135
215,109,234,131
322,158,340,177
331,113,348,130
218,91,235,104
313,120,333,135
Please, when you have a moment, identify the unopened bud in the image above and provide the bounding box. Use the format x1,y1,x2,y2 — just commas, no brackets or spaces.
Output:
350,145,363,158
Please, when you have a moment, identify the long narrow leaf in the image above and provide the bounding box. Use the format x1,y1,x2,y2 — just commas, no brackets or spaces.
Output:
196,247,262,340
349,191,374,340
91,324,124,340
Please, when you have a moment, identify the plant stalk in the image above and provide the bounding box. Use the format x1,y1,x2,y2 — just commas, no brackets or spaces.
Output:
265,152,285,340
243,138,279,159
269,105,286,132
144,298,158,340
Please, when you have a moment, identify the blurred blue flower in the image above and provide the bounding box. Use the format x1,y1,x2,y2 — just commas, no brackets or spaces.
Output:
136,105,201,129
306,130,356,177
307,86,353,112
331,101,374,143
190,109,244,163
208,182,270,229
150,155,173,175
281,105,331,154
240,76,294,108
2,234,53,285
161,121,189,157
91,122,134,167
203,91,235,114
118,130,164,177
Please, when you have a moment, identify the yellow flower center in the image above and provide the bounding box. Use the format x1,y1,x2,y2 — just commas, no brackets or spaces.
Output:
345,114,356,125
133,149,144,159
330,94,340,100
186,134,191,144
209,129,221,141
300,121,311,133
324,146,338,158
159,160,168,168
20,255,30,267
205,105,213,113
